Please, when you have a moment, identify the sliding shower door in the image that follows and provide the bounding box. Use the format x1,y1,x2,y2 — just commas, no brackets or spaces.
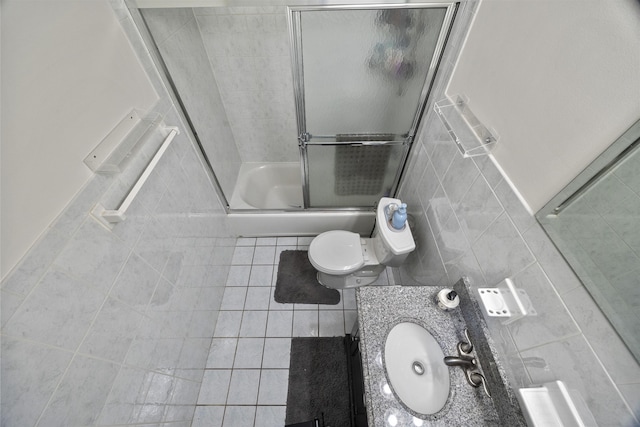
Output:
290,4,456,208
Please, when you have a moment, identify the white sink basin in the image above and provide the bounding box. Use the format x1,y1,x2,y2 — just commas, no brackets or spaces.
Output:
384,322,450,415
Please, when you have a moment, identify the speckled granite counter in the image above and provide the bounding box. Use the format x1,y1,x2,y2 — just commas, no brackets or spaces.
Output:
356,279,526,427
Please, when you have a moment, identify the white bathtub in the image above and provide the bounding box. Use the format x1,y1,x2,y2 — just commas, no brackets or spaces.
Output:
229,162,303,209
227,162,375,236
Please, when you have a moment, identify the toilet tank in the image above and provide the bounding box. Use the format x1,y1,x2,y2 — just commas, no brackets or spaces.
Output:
373,197,416,266
372,230,410,266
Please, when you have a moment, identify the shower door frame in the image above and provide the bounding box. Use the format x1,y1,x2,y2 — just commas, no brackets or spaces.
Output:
288,2,458,209
125,4,231,211
125,0,457,214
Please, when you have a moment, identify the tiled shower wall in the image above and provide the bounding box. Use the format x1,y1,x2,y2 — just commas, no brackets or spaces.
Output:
142,8,242,199
397,2,640,425
142,6,298,182
0,3,233,426
193,6,298,163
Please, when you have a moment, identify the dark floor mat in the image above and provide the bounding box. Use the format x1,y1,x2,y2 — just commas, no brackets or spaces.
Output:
286,337,351,427
275,250,340,305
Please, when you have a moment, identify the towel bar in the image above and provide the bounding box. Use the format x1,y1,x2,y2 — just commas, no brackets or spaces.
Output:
91,126,179,228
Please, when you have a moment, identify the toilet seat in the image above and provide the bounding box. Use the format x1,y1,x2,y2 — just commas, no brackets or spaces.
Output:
308,230,364,275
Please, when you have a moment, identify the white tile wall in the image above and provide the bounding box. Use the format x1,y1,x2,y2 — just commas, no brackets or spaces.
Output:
0,4,232,426
193,6,299,163
143,8,242,199
547,149,640,357
0,122,232,425
396,2,639,423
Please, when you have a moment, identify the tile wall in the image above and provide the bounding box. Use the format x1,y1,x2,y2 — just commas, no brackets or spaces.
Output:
1,123,231,426
544,145,640,356
193,6,298,163
142,8,242,200
397,2,640,425
1,3,233,426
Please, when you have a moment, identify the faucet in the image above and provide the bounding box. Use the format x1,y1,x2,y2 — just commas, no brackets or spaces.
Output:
466,370,491,398
444,328,491,397
443,355,476,369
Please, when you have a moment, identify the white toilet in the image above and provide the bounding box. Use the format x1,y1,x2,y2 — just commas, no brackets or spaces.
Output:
308,197,416,289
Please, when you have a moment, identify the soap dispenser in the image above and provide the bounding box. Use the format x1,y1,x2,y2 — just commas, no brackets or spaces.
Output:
392,203,407,230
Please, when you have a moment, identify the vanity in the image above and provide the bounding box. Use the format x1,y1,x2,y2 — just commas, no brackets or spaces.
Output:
355,278,526,426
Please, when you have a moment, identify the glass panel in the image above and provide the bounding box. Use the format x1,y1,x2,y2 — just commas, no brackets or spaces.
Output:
141,8,244,204
141,6,305,211
307,143,405,207
301,7,447,138
537,119,640,362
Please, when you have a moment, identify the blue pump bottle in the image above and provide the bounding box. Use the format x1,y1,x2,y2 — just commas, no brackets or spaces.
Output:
392,203,407,230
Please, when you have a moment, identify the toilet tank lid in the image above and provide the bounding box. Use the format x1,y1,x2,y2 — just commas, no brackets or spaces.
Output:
309,230,364,273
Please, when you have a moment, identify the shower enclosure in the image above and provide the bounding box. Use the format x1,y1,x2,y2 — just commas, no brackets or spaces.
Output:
129,1,456,233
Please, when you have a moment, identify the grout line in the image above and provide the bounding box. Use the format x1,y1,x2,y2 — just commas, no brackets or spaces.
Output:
199,240,356,425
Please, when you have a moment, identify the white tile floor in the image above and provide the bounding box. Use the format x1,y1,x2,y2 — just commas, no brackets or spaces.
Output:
193,237,390,427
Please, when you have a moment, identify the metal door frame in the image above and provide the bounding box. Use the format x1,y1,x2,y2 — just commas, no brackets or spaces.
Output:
288,2,458,208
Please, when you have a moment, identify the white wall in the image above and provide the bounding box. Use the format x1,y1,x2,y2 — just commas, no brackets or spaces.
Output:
447,0,640,213
1,0,159,278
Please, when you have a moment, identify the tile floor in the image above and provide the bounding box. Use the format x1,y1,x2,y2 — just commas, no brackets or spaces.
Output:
192,237,390,427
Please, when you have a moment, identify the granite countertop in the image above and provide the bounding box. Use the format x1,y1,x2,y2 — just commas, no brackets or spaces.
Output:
356,283,521,427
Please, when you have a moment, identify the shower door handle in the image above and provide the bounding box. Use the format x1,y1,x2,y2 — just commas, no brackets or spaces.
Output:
356,140,408,146
301,134,412,147
302,140,410,147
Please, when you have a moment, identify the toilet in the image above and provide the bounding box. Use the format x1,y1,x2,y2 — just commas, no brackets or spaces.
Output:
308,197,416,289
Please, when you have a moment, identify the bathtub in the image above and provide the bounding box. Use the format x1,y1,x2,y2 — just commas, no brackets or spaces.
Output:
229,162,303,209
227,162,375,236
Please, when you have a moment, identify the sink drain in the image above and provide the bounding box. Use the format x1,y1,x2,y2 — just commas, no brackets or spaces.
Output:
412,361,425,375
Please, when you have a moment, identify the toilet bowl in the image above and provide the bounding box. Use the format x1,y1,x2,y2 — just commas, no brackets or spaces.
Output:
308,230,386,289
308,197,415,289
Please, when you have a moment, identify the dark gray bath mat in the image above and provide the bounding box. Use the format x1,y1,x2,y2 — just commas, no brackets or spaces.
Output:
285,337,351,427
275,250,340,305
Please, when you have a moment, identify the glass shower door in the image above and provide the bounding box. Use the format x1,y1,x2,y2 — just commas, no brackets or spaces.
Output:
290,4,456,207
306,142,406,207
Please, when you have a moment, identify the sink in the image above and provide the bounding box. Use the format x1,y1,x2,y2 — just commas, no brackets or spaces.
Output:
384,322,450,415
